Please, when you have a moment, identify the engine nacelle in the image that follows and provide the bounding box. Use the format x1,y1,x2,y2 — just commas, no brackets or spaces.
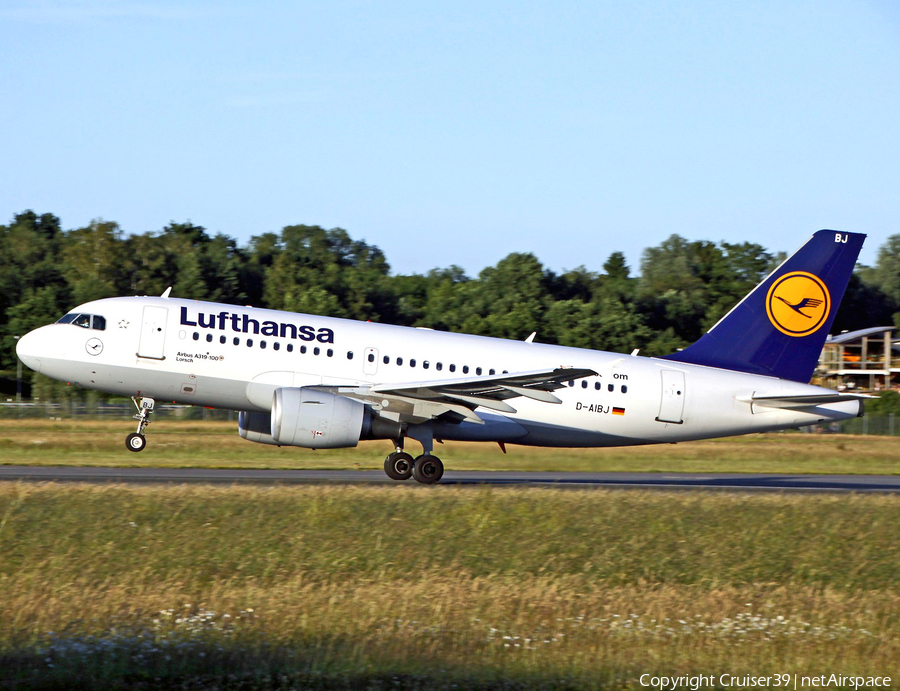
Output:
272,387,365,448
238,387,403,448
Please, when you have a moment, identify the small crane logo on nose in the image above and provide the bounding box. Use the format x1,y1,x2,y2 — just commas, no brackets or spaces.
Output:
86,338,104,356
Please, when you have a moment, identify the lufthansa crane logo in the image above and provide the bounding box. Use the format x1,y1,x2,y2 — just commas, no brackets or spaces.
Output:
765,271,830,337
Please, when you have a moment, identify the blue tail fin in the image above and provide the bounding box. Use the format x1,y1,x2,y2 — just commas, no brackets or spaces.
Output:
663,230,865,383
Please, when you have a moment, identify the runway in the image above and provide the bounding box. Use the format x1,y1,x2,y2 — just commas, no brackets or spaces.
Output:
1,466,899,492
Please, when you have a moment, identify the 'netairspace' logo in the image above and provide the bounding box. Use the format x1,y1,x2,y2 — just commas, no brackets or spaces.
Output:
765,271,830,337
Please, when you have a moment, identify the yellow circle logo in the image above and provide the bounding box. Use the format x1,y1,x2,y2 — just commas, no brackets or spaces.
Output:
765,271,830,337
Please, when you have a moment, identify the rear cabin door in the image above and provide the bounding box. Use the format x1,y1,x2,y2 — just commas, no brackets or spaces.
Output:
138,306,168,360
656,369,685,424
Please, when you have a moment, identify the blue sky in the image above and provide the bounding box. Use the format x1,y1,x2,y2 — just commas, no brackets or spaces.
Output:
2,0,898,276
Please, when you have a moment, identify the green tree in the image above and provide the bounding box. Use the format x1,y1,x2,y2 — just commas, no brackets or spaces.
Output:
0,211,69,370
861,235,900,329
61,220,123,303
458,253,551,340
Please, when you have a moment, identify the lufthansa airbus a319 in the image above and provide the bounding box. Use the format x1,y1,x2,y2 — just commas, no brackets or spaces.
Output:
16,230,868,484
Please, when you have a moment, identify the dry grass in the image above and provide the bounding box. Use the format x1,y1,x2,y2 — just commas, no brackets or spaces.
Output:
1,419,899,474
1,484,898,688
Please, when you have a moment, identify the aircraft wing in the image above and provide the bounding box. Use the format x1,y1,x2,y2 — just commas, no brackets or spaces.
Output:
319,367,597,425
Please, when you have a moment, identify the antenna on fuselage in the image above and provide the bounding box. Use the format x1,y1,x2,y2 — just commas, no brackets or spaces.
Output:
161,287,172,298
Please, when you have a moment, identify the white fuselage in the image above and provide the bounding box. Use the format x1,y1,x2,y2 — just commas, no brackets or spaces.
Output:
17,296,861,448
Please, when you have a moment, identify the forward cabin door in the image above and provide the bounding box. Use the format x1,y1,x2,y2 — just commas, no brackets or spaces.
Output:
656,369,685,424
137,306,168,360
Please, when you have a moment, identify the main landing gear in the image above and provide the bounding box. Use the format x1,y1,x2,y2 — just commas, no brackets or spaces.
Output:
125,396,155,452
383,435,444,485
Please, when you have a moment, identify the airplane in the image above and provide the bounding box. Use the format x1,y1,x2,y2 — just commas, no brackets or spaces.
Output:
15,229,867,484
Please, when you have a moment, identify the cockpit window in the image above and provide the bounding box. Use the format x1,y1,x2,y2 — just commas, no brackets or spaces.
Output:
58,313,106,330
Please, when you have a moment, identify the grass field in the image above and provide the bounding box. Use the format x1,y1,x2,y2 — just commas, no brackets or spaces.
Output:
2,419,900,474
0,484,898,689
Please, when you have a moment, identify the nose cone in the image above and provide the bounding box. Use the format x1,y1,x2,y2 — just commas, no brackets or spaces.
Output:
16,329,45,373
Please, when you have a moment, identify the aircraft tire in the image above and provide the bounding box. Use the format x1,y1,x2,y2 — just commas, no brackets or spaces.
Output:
412,455,443,484
384,452,414,480
126,433,146,452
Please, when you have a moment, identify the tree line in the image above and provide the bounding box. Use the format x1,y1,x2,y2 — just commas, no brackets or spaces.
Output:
2,210,898,396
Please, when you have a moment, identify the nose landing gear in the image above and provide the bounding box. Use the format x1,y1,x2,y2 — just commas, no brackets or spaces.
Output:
125,396,155,452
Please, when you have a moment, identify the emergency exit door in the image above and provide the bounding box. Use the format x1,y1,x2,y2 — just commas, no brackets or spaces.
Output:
137,306,168,360
363,347,379,376
656,369,685,424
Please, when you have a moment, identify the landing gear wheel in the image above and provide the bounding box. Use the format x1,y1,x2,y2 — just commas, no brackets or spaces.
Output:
384,452,414,481
412,455,444,484
126,433,146,452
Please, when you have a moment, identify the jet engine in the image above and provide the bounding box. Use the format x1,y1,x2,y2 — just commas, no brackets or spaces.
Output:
238,387,401,448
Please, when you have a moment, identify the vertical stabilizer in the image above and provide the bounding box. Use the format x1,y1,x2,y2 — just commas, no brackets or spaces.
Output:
664,230,865,383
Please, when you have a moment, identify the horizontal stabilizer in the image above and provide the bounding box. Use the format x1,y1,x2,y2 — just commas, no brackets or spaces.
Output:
738,392,873,409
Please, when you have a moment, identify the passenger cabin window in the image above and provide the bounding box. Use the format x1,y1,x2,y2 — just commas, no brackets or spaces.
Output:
347,351,354,360
274,342,280,351
287,344,294,353
368,353,375,362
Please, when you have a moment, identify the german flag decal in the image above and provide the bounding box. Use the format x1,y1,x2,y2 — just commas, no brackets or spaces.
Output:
612,407,625,416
